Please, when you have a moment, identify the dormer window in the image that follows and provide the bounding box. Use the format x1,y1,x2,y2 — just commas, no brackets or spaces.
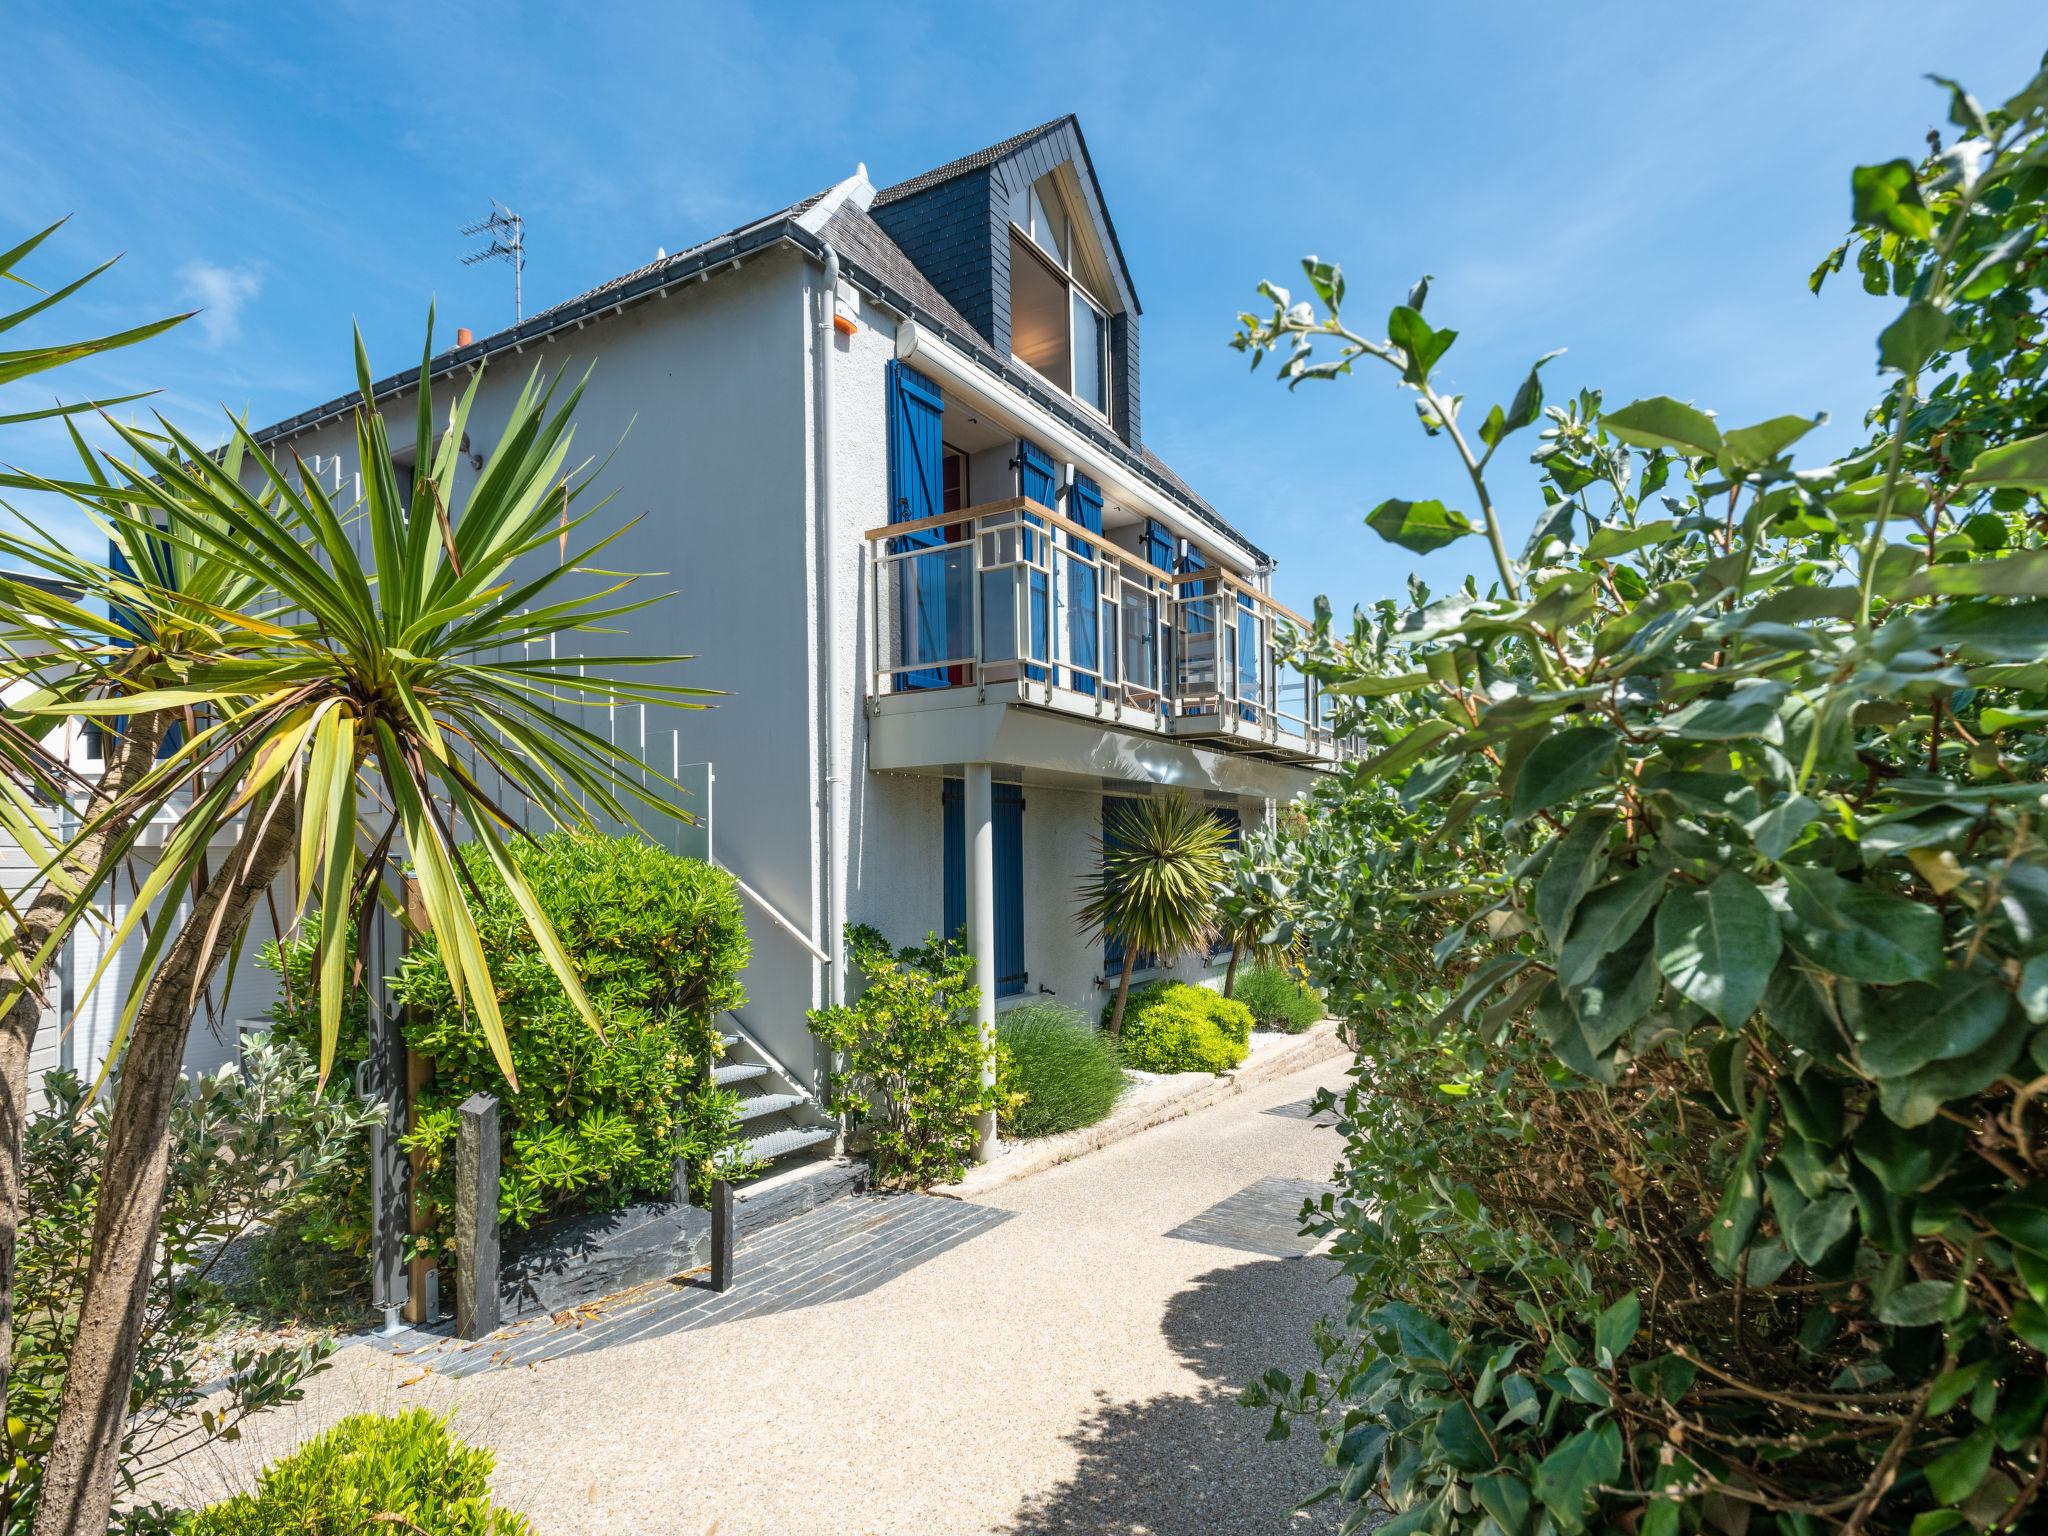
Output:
1007,171,1112,419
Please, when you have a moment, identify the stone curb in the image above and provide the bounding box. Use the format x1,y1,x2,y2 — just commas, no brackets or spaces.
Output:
937,1019,1349,1200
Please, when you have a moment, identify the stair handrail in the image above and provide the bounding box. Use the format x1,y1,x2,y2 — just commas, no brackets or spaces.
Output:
729,871,831,967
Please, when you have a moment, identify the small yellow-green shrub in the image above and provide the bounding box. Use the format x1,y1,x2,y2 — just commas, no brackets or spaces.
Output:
186,1410,529,1535
1109,981,1252,1073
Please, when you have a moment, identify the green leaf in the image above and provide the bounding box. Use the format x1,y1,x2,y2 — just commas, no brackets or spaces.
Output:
1779,867,1944,985
1357,717,1458,782
1913,599,2048,660
1654,873,1781,1026
1535,809,1616,946
1787,1191,1856,1265
1325,670,1431,698
1558,867,1666,989
1594,1292,1640,1368
1583,519,1675,560
1602,396,1722,458
1387,305,1455,384
1511,726,1622,823
1748,794,1819,862
1436,1400,1496,1472
1852,159,1934,240
1984,1184,2048,1256
1848,970,2009,1079
2020,954,2048,1025
1484,349,1565,450
1709,1100,1770,1278
1376,1300,1456,1368
1662,680,1788,743
1902,547,2048,597
1532,1420,1622,1532
1720,413,1825,473
1928,1361,1990,1417
1960,430,2048,490
1925,1425,1994,1506
1878,1279,1958,1326
1472,1473,1531,1535
1365,497,1474,554
1878,300,1951,373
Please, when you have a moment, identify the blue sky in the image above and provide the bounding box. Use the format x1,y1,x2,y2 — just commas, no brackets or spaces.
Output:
4,1,2043,619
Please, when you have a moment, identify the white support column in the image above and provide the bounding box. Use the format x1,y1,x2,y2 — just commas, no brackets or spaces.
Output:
966,762,997,1163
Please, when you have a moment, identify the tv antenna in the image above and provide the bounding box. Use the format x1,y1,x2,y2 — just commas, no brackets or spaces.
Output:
460,201,526,321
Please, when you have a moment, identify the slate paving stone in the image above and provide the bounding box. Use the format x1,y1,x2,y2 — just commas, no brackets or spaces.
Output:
1263,1096,1338,1123
1164,1175,1338,1258
407,1191,1013,1377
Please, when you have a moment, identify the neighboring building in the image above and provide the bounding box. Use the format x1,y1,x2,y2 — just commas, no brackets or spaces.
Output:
36,117,1348,1162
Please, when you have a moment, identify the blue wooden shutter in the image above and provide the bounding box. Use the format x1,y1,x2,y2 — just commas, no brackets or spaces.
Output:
943,778,1025,996
888,361,948,689
1140,517,1175,573
1017,439,1055,681
1067,472,1103,695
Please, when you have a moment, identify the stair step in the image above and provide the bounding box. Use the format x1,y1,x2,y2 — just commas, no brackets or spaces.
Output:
735,1091,807,1123
724,1124,835,1166
713,1062,769,1087
719,1033,739,1049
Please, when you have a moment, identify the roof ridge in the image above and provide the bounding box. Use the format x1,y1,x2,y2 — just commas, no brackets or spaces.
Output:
871,115,1076,204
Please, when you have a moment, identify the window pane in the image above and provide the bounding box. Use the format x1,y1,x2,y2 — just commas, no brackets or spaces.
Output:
1010,233,1071,385
1072,293,1107,413
1030,180,1068,266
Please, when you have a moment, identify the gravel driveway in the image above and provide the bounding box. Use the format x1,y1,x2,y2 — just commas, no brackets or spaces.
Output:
160,1053,1357,1535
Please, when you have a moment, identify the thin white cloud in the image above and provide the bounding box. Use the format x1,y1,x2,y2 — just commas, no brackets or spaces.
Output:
179,261,262,346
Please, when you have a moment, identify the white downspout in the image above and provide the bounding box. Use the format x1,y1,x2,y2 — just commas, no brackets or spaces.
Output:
814,245,847,1019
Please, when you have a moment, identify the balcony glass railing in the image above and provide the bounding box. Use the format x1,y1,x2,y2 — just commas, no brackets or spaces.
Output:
867,498,1348,760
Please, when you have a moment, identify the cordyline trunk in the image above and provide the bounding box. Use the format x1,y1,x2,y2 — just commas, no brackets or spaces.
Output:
1224,937,1243,998
0,715,167,1424
1106,944,1137,1039
33,784,297,1536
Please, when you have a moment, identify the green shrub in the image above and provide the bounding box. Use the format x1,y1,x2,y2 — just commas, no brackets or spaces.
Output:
262,833,755,1267
1234,68,2048,1535
5,1043,370,1533
1232,965,1325,1033
1111,981,1251,1073
186,1410,529,1535
995,1004,1127,1137
810,924,998,1187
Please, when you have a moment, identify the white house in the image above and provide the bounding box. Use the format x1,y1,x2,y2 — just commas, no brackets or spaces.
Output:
33,117,1348,1167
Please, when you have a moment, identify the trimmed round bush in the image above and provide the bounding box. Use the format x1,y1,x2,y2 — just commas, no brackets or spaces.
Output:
187,1409,530,1534
1233,964,1327,1033
996,1003,1127,1138
1111,981,1252,1074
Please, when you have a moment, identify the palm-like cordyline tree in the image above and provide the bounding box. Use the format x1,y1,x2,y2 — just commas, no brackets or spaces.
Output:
0,217,190,1471
1076,795,1230,1039
5,323,714,1535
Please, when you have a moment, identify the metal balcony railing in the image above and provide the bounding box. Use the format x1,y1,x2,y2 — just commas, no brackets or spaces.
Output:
866,497,1351,762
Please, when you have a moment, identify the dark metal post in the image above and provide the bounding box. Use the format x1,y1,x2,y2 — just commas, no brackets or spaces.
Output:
360,874,408,1334
710,1178,734,1293
456,1092,502,1339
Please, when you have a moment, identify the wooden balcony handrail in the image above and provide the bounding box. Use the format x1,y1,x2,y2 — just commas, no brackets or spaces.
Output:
865,497,1308,629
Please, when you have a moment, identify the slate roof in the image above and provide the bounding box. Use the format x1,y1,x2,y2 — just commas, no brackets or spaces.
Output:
871,117,1072,205
247,123,1254,559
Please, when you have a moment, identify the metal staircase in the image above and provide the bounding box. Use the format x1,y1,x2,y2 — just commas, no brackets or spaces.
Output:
712,1019,836,1174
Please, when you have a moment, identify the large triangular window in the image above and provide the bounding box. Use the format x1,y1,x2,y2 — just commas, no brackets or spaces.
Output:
1007,169,1113,419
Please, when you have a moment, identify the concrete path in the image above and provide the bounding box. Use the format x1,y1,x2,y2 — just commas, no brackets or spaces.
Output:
163,1053,1357,1535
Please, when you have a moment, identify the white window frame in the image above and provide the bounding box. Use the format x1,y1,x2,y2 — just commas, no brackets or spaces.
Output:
1008,173,1113,424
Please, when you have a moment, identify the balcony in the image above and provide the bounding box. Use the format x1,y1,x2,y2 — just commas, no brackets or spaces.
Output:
865,498,1348,776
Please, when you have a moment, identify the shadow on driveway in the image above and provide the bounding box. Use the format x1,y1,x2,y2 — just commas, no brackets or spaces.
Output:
1002,1255,1354,1535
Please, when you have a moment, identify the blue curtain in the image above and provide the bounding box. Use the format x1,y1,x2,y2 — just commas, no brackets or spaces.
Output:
1017,439,1055,681
887,361,948,689
1067,473,1103,695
